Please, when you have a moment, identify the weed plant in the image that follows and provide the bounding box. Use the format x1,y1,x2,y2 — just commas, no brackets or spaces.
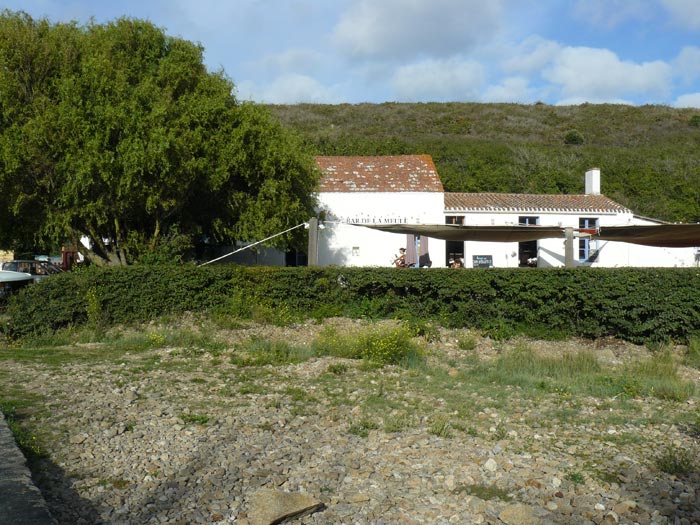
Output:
655,444,697,475
457,334,477,351
357,326,423,366
429,415,453,438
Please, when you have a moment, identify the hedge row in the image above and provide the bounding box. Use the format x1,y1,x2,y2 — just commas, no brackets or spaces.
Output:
3,265,700,343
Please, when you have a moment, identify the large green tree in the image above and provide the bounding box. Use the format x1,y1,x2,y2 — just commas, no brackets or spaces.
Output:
0,11,318,265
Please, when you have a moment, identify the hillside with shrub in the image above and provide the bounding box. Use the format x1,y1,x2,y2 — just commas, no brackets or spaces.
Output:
268,103,700,223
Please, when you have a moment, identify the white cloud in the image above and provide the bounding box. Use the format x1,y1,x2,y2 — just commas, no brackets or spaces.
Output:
572,0,651,29
661,0,700,30
674,46,700,84
252,49,328,76
239,74,342,104
674,93,700,107
391,58,484,102
503,36,561,75
333,0,504,61
543,47,672,103
555,96,634,106
481,77,536,103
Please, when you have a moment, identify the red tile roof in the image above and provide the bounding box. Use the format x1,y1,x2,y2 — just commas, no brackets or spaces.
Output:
445,193,630,213
316,155,444,193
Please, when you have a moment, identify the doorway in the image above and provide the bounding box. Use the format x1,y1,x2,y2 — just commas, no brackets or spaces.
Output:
518,216,539,267
445,215,464,267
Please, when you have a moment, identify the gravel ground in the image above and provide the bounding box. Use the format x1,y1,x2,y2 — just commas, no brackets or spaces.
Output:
1,318,699,525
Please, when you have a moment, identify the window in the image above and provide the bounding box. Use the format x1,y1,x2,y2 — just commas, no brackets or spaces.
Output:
579,217,599,262
445,216,464,225
518,216,539,226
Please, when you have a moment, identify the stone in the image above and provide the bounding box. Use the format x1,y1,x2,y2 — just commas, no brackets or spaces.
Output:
347,492,371,503
612,500,636,514
499,504,539,525
247,489,324,525
483,458,497,472
69,433,88,444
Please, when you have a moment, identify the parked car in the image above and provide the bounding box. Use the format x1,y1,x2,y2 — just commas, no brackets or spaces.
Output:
0,270,34,299
0,260,64,282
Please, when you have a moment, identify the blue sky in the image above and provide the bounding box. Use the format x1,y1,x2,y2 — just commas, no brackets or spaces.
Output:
4,0,700,107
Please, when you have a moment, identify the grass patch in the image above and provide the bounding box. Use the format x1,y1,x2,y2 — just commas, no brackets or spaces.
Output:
348,419,379,438
231,337,315,366
383,413,412,433
310,326,362,359
452,483,512,501
565,470,585,485
683,337,700,370
0,401,49,462
326,363,348,375
472,344,694,402
179,413,209,426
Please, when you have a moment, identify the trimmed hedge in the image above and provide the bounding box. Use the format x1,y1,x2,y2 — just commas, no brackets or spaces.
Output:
3,265,700,343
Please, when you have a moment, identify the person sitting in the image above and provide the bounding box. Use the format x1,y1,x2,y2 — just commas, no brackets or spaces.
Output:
393,248,407,268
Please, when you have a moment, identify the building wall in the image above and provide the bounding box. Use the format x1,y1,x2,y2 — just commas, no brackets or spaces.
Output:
317,192,446,267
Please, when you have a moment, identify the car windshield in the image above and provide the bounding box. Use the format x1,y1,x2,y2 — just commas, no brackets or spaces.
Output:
0,261,63,275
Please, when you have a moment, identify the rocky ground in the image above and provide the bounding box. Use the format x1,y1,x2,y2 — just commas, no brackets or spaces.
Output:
1,318,699,525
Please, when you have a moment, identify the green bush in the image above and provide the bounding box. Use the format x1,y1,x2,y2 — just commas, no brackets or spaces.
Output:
4,266,700,344
564,129,585,145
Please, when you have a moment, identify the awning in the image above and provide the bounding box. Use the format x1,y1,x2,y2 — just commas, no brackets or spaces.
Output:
596,224,700,247
358,223,700,248
360,224,566,242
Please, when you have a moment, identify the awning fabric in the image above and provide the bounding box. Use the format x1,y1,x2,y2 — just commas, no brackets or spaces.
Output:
358,223,700,248
361,224,565,242
596,224,700,247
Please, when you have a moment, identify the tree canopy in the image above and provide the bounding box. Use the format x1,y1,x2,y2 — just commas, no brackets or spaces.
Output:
0,11,318,265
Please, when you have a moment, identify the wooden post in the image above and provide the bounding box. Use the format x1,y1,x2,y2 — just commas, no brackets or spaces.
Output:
565,227,575,268
307,217,318,266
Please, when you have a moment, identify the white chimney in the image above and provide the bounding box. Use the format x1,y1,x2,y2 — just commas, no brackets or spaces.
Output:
585,168,600,195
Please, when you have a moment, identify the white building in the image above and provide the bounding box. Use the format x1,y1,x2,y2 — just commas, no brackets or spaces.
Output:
316,155,446,267
315,157,699,268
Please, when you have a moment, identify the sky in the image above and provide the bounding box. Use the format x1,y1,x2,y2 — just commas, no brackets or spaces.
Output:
3,0,700,107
